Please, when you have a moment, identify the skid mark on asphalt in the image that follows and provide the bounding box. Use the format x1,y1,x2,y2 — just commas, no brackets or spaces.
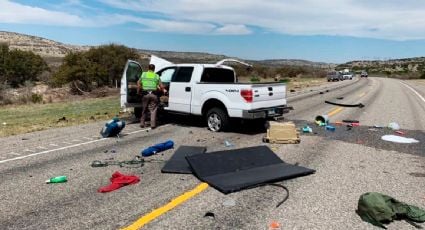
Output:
121,183,209,230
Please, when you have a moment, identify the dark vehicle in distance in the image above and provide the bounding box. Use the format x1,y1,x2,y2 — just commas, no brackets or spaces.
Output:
327,71,343,81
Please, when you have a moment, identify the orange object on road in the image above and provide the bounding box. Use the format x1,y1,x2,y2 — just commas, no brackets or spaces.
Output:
334,121,343,126
270,221,280,229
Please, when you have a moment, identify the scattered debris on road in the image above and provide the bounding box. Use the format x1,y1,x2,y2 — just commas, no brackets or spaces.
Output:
342,119,359,123
91,156,144,168
100,117,125,138
46,175,67,184
141,140,174,157
263,121,300,144
315,115,329,126
336,97,344,100
224,140,234,147
395,130,406,136
325,125,336,132
222,198,236,207
269,221,281,229
98,171,140,193
381,135,419,144
161,146,206,174
325,100,365,108
185,146,314,195
357,192,425,229
388,122,400,131
204,212,215,219
302,125,313,133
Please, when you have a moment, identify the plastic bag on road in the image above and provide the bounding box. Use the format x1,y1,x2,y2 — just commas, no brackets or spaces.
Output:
388,122,400,131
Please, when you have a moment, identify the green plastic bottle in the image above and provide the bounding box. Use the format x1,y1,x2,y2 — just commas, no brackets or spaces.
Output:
46,176,67,183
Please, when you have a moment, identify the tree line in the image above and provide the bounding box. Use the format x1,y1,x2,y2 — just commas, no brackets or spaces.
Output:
1,42,329,90
0,43,139,89
0,43,48,87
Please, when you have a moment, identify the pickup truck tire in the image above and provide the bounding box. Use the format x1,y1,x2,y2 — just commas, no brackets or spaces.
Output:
206,107,229,132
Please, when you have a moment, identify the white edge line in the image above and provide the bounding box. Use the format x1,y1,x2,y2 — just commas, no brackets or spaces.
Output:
401,82,425,103
0,126,159,164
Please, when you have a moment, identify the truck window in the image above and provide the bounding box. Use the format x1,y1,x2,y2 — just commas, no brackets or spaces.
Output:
127,62,142,82
158,68,176,84
172,67,194,82
201,68,235,83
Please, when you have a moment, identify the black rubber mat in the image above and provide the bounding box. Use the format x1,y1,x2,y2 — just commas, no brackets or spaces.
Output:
186,146,315,194
161,146,207,174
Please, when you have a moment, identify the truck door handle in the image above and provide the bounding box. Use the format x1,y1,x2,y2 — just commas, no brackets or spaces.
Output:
185,87,191,92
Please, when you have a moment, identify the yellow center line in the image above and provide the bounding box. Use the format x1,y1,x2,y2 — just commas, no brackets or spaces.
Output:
327,107,343,117
358,92,366,98
121,183,209,230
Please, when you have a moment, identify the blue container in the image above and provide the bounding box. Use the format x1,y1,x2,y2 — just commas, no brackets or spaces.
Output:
325,125,336,132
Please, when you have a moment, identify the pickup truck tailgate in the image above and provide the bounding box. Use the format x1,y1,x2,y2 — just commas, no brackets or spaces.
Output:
252,84,286,102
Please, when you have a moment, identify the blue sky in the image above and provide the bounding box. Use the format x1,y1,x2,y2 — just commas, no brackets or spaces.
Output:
1,0,425,63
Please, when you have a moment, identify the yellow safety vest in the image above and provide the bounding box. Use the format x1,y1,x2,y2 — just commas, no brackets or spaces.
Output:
140,71,160,91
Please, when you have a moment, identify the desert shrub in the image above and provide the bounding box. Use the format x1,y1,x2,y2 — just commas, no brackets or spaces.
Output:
0,43,49,87
52,44,139,89
31,93,43,103
250,76,260,82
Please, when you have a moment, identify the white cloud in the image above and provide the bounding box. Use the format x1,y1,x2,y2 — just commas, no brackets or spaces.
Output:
214,24,251,35
3,0,425,39
100,0,425,40
0,0,84,26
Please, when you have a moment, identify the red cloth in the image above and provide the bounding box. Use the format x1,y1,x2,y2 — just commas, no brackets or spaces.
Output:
98,171,140,193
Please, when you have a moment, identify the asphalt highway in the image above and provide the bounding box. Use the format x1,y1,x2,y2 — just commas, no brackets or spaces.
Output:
0,77,424,230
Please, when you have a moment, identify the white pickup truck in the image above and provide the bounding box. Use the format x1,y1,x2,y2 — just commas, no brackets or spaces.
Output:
120,56,289,132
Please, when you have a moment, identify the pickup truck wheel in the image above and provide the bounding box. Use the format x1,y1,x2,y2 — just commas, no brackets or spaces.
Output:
206,107,229,132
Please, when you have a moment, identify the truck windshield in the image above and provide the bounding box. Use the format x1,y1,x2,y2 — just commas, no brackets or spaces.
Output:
201,68,235,83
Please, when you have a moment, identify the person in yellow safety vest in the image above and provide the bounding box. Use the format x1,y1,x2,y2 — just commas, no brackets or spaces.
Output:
137,64,166,129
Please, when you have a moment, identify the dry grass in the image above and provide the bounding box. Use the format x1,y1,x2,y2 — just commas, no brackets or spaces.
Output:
286,77,327,91
0,96,123,137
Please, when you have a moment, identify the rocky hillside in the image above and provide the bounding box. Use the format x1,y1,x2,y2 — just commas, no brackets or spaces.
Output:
0,31,90,57
0,31,333,68
338,57,425,77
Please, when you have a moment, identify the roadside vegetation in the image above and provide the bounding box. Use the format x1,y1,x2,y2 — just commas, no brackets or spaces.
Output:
0,96,122,137
337,58,425,79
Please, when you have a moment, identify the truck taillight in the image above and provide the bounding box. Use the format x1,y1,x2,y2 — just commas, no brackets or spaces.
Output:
240,89,253,103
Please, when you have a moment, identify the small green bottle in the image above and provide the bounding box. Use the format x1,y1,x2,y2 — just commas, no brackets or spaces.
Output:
46,175,67,183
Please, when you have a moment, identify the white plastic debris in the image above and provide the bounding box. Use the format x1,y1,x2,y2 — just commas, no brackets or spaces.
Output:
381,135,419,144
2,122,6,125
222,198,236,207
388,122,400,130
